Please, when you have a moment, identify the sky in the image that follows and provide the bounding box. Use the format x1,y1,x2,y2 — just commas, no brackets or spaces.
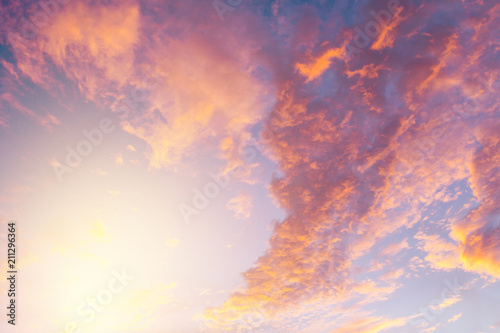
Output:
0,0,499,332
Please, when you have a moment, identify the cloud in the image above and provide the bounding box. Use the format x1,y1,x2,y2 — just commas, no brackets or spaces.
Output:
205,0,500,329
328,315,407,333
448,312,462,323
0,59,62,130
429,294,462,312
452,121,500,277
2,0,140,104
227,194,253,219
380,268,405,281
119,31,272,168
415,232,462,271
379,238,409,257
295,47,346,82
2,0,274,170
370,4,405,51
113,153,124,166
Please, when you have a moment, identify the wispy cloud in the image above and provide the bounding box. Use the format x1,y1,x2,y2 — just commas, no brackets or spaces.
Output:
227,194,253,219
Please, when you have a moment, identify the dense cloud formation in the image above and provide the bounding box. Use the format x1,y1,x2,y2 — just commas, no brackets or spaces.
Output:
204,0,500,330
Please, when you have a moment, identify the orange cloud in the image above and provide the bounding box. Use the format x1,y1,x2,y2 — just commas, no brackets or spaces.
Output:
380,238,409,257
295,47,345,82
121,32,270,168
227,194,253,219
451,122,500,277
415,232,462,271
370,5,405,51
328,315,407,333
2,0,140,104
205,0,499,329
448,312,462,323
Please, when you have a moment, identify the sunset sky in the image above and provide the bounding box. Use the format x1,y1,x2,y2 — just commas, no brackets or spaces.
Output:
0,0,499,332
